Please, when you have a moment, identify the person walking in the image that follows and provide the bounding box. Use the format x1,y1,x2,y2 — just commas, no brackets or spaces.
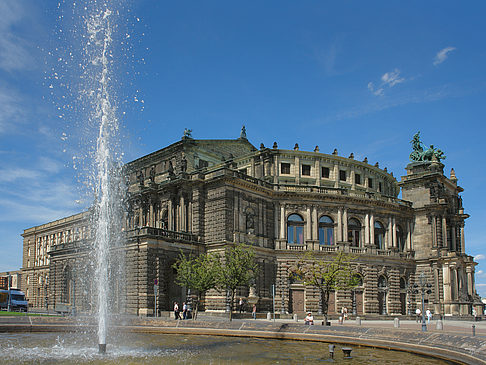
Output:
239,298,244,313
174,302,181,320
426,309,432,323
252,304,257,319
182,302,187,320
415,308,421,323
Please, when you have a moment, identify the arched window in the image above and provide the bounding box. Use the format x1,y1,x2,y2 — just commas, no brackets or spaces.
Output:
374,221,385,249
287,214,304,244
378,275,387,289
348,218,361,247
318,215,334,245
400,277,407,289
396,225,405,251
353,274,363,287
161,210,168,230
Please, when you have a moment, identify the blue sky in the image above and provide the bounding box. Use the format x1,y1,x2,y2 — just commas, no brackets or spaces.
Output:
1,1,485,294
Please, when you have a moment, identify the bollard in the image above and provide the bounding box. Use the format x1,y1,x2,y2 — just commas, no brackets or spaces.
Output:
394,318,400,328
293,313,298,322
342,347,352,358
328,344,335,359
267,312,272,320
356,316,361,326
472,324,476,337
436,319,443,330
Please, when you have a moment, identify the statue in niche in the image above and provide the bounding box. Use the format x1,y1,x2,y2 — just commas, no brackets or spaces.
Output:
168,161,175,177
137,170,144,186
246,209,255,234
409,132,446,162
180,155,187,173
149,165,156,183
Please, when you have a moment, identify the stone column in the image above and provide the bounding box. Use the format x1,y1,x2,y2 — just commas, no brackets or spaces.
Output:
306,207,311,242
443,265,451,302
295,156,300,184
275,205,279,239
386,217,392,249
351,170,356,190
442,216,448,249
451,226,456,252
337,208,343,242
251,158,255,177
334,164,339,188
431,216,437,247
343,209,348,242
315,159,321,187
280,205,285,239
466,267,474,297
460,225,465,253
312,206,318,241
364,213,370,246
406,221,412,251
149,200,154,227
274,155,279,184
392,217,397,249
168,200,173,230
369,214,375,246
188,201,193,232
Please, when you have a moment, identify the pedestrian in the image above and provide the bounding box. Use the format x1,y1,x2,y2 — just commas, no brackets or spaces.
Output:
174,302,181,320
426,309,432,323
239,298,244,313
415,308,421,323
252,304,257,319
182,302,187,320
342,307,348,321
305,311,314,325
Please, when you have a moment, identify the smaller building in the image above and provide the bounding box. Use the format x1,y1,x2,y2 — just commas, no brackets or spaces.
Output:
0,270,22,290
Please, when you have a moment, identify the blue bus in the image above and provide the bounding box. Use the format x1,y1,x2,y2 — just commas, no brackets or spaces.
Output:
0,289,28,312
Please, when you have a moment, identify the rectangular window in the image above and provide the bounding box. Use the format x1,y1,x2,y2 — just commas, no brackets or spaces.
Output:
288,225,304,244
302,164,311,176
368,178,373,188
281,163,291,174
319,227,334,245
339,170,347,181
321,166,330,178
355,173,361,185
239,168,248,175
378,182,383,192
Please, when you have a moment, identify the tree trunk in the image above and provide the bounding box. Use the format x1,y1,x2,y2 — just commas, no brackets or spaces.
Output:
322,289,330,325
229,289,235,321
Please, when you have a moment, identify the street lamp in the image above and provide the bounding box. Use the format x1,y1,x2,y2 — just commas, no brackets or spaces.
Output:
7,272,11,312
413,272,432,332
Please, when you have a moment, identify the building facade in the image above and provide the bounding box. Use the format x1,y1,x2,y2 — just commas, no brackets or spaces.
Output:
21,131,481,316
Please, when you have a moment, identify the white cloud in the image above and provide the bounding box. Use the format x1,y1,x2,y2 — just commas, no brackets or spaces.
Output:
433,47,456,66
475,254,485,261
381,69,405,87
367,69,406,96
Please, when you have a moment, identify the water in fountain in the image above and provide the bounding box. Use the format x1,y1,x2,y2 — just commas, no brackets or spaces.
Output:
84,4,126,353
52,1,128,352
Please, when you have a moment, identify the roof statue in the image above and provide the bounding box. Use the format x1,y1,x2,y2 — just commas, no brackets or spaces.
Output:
409,132,446,162
240,125,247,139
183,128,192,138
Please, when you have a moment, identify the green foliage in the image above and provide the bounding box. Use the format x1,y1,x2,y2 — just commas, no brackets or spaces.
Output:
172,251,218,319
291,251,359,319
214,243,258,320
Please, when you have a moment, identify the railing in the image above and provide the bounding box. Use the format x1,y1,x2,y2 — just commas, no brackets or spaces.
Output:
128,227,199,243
277,241,413,258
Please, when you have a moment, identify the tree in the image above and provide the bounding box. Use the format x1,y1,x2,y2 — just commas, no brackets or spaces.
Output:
291,251,359,324
214,243,258,321
172,252,218,320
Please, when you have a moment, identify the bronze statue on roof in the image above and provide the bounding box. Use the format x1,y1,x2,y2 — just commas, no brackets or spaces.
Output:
409,132,446,162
